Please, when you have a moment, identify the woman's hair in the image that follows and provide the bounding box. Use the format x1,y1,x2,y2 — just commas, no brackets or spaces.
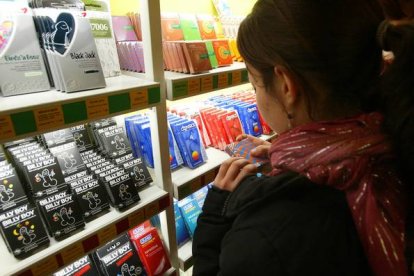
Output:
237,0,384,118
377,0,414,267
238,0,414,268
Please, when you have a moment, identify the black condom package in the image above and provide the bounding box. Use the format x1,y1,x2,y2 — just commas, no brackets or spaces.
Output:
0,203,49,257
114,153,152,189
37,189,85,240
52,255,100,276
0,168,28,211
69,175,110,220
49,142,85,176
94,234,147,276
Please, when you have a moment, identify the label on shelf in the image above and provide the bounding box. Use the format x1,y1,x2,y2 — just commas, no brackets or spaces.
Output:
232,71,242,85
173,81,188,99
188,79,201,96
130,89,148,109
145,202,160,219
128,209,146,227
97,224,117,245
0,115,15,140
30,256,60,276
204,169,217,184
60,242,85,265
217,73,228,89
201,76,213,92
190,177,203,194
34,105,64,132
86,96,109,119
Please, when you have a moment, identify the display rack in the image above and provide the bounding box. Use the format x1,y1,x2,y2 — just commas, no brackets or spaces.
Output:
178,240,194,272
0,185,169,276
0,0,261,274
0,75,160,144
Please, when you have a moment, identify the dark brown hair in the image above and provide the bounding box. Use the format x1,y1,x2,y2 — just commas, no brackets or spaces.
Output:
237,0,384,119
377,0,414,268
238,0,414,269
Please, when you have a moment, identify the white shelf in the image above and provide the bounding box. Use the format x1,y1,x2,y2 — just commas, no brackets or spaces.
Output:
178,240,193,271
172,133,276,199
0,75,162,144
165,62,246,81
0,184,169,276
0,75,158,114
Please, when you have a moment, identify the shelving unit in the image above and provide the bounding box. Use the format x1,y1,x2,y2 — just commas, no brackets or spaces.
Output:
0,0,262,274
178,240,194,272
0,75,160,143
165,62,248,100
0,184,169,276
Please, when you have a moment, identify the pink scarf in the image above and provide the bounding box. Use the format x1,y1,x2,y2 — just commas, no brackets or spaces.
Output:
269,112,407,276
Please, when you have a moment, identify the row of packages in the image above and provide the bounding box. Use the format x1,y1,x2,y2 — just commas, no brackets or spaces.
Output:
0,118,151,258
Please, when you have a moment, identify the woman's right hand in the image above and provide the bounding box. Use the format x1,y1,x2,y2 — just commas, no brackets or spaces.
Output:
236,134,272,159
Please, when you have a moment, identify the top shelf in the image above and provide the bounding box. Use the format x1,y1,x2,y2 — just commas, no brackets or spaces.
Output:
165,62,248,100
0,75,160,143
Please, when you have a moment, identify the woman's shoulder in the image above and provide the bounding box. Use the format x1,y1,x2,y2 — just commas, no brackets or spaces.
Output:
220,172,370,275
224,171,349,218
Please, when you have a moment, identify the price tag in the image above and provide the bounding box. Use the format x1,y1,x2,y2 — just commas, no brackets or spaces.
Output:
145,201,160,219
130,89,148,109
0,115,15,140
204,170,217,185
30,256,59,276
188,78,201,96
128,209,145,227
201,76,213,92
232,71,242,85
86,96,109,119
60,242,84,265
97,224,117,244
190,177,203,193
217,73,228,89
34,105,64,132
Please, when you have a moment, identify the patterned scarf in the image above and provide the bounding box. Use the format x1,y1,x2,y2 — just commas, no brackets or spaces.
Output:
269,112,407,276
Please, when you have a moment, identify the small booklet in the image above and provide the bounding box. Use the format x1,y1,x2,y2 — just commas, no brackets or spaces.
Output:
224,138,269,167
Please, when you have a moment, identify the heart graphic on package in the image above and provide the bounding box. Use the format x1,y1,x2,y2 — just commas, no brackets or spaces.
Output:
42,12,75,55
0,18,13,56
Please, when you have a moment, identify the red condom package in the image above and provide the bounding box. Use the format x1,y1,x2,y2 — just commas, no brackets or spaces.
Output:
129,223,171,276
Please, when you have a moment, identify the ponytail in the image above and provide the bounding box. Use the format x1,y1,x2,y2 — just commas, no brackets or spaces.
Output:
378,20,414,272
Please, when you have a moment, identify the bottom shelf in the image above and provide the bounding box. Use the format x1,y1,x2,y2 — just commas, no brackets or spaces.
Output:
178,240,194,272
0,184,170,276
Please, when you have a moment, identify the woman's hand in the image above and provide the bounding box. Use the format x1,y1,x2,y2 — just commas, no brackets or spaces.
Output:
236,134,272,159
213,157,258,192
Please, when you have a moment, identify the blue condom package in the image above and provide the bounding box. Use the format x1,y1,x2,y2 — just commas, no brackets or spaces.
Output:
173,199,190,246
124,115,145,159
171,119,207,169
167,125,184,170
169,118,189,166
234,103,263,137
132,119,154,168
192,185,209,208
178,196,202,238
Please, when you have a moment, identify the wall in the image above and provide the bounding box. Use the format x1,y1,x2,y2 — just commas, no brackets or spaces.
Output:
110,0,255,16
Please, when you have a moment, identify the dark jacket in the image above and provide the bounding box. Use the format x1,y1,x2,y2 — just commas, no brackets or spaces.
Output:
192,172,371,276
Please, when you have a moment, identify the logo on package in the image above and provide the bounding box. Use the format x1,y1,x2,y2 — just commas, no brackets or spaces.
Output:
82,191,101,209
35,169,58,188
53,207,75,226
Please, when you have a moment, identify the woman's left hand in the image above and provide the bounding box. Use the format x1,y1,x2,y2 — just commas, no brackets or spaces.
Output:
213,157,258,192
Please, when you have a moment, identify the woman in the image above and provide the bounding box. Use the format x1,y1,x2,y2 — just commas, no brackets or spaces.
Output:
192,0,414,275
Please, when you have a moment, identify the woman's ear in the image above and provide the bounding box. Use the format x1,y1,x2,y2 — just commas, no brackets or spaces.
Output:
274,66,299,111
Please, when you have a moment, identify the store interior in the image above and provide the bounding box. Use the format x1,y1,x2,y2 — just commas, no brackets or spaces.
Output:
0,0,270,275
